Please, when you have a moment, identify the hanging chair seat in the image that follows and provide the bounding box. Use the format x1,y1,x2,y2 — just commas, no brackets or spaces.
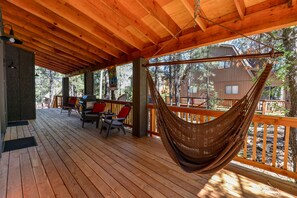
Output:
147,64,272,173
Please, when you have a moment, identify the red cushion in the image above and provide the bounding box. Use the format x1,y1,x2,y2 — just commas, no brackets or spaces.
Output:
69,97,77,105
117,106,131,118
92,103,106,113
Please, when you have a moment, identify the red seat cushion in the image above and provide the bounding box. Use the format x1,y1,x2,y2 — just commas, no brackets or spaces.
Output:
69,97,77,105
92,103,106,113
117,106,131,118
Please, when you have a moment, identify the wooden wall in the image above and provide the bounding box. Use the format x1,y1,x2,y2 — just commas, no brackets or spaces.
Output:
0,40,6,156
212,64,253,99
6,45,35,121
0,10,7,156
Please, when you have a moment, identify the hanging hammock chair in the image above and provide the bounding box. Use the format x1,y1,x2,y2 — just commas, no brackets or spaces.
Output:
147,63,272,174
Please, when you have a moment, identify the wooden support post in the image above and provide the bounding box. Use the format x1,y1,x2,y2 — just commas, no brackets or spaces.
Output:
0,9,7,156
84,71,93,95
132,58,147,137
62,77,69,106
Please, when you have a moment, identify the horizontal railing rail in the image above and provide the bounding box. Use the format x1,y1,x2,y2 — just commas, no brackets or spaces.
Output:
147,103,297,180
165,96,285,115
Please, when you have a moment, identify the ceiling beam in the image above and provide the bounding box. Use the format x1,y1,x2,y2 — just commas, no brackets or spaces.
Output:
4,18,110,62
5,23,103,64
234,0,246,19
63,0,146,50
35,60,72,73
33,0,131,54
68,2,297,75
36,53,83,69
35,52,82,70
35,64,67,73
13,44,78,73
139,3,297,58
22,42,87,69
35,62,70,74
5,0,121,58
179,0,207,31
6,27,103,65
35,57,74,72
23,41,92,67
101,0,160,45
2,3,113,61
136,0,181,36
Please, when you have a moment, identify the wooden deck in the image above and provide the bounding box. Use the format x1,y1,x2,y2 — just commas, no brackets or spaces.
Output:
0,109,295,198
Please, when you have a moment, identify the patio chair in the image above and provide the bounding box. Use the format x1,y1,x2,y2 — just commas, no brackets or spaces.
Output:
60,97,77,116
82,101,106,128
100,103,131,137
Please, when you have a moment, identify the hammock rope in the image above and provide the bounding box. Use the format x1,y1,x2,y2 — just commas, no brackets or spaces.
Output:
147,64,272,173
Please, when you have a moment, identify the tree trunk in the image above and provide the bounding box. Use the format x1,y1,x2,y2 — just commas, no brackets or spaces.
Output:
174,65,181,107
282,28,297,176
99,70,103,99
169,66,173,105
104,70,109,99
154,67,159,92
49,70,53,108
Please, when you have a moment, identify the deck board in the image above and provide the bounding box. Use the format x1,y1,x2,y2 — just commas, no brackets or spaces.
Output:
0,109,296,198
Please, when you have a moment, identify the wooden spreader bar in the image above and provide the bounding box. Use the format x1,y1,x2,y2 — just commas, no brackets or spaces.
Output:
144,51,283,67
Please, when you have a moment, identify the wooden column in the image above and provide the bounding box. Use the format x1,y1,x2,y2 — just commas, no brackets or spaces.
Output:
62,77,69,105
0,9,7,156
84,71,93,95
132,58,148,137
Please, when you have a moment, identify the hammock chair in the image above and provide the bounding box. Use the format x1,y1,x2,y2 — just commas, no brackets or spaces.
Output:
147,63,272,173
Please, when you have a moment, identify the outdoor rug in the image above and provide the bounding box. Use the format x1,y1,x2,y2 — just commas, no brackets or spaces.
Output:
7,120,29,127
4,137,37,152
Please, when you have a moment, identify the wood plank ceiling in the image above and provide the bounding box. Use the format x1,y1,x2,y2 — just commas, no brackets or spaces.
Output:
1,0,297,75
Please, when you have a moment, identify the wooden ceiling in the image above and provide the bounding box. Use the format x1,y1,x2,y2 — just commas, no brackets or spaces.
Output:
1,0,297,75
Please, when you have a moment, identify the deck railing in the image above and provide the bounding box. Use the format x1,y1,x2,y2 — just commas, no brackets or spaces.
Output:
52,96,133,126
52,96,296,179
165,96,285,115
51,95,63,108
147,104,297,180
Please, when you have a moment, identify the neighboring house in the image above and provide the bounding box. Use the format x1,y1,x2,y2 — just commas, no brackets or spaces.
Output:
180,44,284,101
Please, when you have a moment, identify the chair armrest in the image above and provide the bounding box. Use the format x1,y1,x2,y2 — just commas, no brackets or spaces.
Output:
102,113,116,119
114,118,125,122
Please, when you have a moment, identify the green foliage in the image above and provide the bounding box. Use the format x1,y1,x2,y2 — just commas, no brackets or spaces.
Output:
35,66,63,105
69,74,84,97
149,46,219,108
93,63,133,101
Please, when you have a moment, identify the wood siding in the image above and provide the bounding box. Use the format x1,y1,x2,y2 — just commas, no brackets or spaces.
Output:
6,45,35,121
212,65,253,99
181,46,254,100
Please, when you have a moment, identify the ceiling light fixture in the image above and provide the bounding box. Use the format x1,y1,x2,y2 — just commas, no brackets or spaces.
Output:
0,24,23,44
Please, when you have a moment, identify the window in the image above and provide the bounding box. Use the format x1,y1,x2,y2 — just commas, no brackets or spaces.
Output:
218,62,231,69
218,62,224,69
226,85,239,94
189,86,198,94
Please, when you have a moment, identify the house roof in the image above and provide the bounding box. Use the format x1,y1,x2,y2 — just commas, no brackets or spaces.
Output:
1,0,297,75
